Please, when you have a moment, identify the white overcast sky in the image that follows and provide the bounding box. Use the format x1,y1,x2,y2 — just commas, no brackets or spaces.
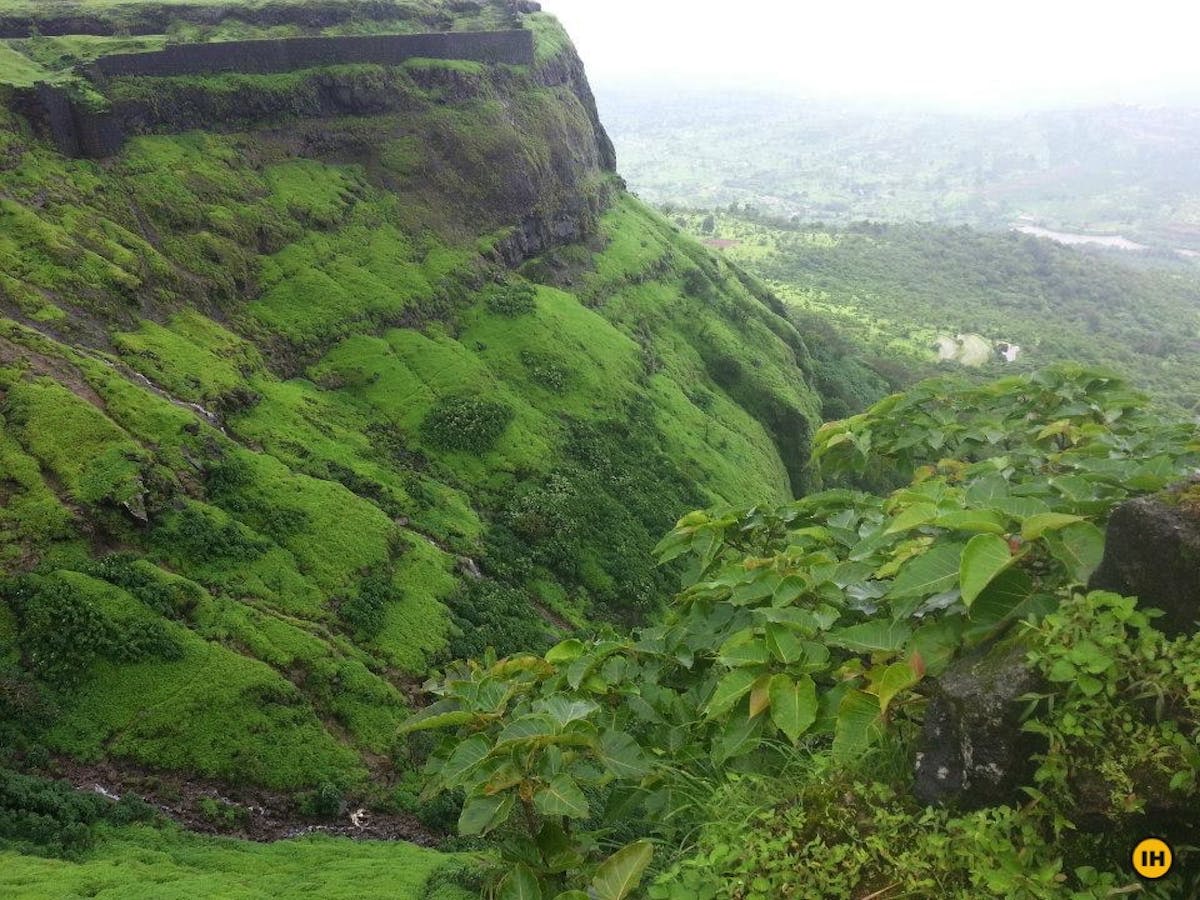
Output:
540,0,1200,109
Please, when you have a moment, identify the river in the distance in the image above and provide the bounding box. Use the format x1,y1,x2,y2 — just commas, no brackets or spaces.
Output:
1013,224,1151,251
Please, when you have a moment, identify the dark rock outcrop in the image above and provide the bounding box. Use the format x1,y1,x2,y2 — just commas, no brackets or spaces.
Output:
1089,484,1200,637
913,637,1044,808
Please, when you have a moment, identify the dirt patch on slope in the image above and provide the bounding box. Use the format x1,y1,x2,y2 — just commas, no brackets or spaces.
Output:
54,757,442,846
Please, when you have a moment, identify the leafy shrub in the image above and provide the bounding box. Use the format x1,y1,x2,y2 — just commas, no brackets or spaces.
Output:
1025,591,1200,825
0,769,155,858
339,571,398,640
155,504,268,562
298,782,344,819
84,555,203,619
484,282,537,317
444,580,550,661
519,349,572,392
4,575,184,686
406,367,1200,897
421,396,513,454
6,576,115,686
197,796,249,829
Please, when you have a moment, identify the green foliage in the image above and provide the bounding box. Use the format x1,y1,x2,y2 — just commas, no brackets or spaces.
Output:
153,504,269,564
339,571,399,640
443,579,550,661
421,396,515,454
0,769,154,859
485,282,538,317
651,774,1169,899
1024,591,1200,823
4,573,183,686
409,366,1200,896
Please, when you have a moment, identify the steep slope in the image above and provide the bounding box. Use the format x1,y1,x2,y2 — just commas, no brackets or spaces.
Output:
0,0,820,837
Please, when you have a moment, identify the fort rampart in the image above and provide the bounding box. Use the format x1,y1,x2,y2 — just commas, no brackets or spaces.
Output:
13,29,533,158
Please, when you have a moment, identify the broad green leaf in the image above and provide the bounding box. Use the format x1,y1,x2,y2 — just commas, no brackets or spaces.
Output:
866,660,921,714
704,669,757,719
965,474,1010,505
1046,522,1105,583
537,822,584,873
496,715,558,747
553,893,590,900
717,633,770,667
1021,513,1085,540
545,639,585,664
825,620,912,653
774,574,808,604
590,840,654,900
959,533,1014,607
439,734,492,789
539,696,599,727
533,774,589,819
768,673,817,743
889,543,965,599
884,503,939,534
968,566,1035,627
933,509,1007,534
597,730,651,779
714,713,763,764
765,622,805,663
909,618,965,676
991,496,1050,521
731,573,779,605
498,864,542,900
752,607,821,631
832,689,882,763
459,793,513,836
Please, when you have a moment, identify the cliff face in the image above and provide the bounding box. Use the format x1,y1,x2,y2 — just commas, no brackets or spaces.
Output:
0,2,820,808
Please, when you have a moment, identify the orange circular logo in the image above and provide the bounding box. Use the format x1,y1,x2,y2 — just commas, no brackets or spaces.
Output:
1132,838,1174,879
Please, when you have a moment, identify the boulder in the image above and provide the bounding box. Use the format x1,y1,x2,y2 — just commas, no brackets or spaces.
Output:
1089,484,1200,637
913,636,1044,808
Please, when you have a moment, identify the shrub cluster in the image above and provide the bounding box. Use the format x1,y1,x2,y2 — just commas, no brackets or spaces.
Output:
0,769,154,858
338,570,399,640
421,396,513,454
519,349,572,392
484,282,537,317
3,575,184,686
444,579,550,661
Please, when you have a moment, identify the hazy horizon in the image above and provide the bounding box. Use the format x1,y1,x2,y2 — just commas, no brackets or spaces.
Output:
542,0,1200,112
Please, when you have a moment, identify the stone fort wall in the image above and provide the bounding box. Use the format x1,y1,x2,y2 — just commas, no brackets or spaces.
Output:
17,29,533,159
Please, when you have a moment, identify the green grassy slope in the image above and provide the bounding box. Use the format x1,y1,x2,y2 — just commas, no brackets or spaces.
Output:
0,825,475,900
0,4,821,878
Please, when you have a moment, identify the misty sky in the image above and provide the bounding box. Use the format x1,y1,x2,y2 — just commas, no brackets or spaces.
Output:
541,0,1200,109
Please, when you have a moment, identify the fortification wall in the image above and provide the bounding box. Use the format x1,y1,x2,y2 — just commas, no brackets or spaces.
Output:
90,30,533,78
14,30,533,159
0,0,452,39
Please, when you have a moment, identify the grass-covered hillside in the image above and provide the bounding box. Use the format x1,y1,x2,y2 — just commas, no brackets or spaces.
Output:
677,211,1200,415
0,1,823,885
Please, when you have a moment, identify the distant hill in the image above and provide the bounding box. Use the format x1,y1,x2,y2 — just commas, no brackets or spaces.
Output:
602,86,1200,253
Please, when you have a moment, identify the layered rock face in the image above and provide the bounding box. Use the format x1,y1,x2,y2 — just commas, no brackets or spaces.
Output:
1089,483,1200,637
915,482,1200,811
